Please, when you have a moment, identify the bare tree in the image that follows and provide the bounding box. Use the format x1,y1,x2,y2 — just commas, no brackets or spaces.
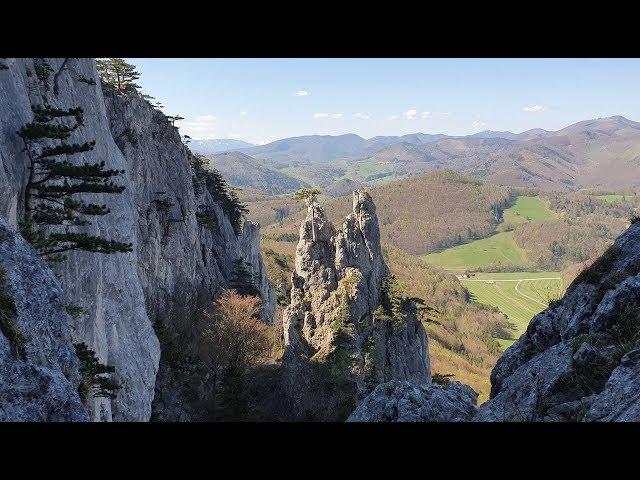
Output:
197,290,270,419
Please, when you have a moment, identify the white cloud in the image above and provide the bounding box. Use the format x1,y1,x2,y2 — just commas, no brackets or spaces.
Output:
240,111,247,116
181,114,218,139
422,111,452,119
387,115,399,121
295,90,310,97
353,113,371,120
403,108,418,120
313,112,343,119
523,104,548,113
472,120,487,128
227,132,245,140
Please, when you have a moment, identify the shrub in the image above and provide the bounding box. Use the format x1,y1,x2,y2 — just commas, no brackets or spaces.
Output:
432,373,454,385
0,268,26,359
74,342,121,402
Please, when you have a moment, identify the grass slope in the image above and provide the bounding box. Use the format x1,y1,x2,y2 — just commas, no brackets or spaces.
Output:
422,196,554,272
422,232,526,271
459,272,563,348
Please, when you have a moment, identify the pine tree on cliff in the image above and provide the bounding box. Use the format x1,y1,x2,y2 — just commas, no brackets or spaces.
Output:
293,187,322,241
18,104,133,263
229,258,261,297
96,58,141,93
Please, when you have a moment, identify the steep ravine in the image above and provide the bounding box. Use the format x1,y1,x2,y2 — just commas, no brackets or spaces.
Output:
0,58,274,421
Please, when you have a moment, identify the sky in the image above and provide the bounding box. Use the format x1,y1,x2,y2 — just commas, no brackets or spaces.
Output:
129,58,640,144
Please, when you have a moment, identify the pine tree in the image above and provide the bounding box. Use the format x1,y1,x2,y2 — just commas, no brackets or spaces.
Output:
189,153,248,236
167,115,184,126
293,187,322,241
18,104,132,263
96,58,141,93
229,258,261,297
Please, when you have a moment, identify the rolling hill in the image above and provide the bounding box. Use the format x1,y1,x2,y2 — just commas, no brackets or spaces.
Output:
208,151,308,194
262,170,514,255
225,116,640,193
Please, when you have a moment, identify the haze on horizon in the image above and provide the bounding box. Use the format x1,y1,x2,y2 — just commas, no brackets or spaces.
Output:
129,58,640,145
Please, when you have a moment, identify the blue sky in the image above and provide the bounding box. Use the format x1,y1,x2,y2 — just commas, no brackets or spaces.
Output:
129,58,640,144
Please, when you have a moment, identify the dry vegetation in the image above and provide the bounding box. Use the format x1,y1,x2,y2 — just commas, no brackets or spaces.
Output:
384,246,511,401
262,170,514,255
197,290,271,420
513,192,637,270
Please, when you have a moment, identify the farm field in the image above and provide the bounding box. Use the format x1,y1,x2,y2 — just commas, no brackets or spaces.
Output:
421,195,554,272
459,272,563,348
421,231,525,271
421,196,562,348
501,195,555,226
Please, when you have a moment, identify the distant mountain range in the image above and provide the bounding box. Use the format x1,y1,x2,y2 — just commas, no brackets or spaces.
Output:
195,116,640,193
189,138,256,155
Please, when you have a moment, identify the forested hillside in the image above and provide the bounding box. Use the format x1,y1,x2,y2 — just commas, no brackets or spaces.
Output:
262,170,514,255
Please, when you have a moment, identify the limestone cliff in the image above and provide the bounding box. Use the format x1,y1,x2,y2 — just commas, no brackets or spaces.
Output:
281,191,430,420
0,58,274,421
474,220,640,421
0,218,89,421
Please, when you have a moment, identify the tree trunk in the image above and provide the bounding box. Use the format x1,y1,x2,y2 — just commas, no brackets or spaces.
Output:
310,202,316,242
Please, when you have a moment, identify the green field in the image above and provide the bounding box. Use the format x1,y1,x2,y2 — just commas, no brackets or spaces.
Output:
501,195,555,226
422,196,554,272
459,272,563,348
594,194,629,204
422,232,526,271
421,196,561,347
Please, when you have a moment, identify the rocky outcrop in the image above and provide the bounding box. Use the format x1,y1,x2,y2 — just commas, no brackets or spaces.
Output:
347,380,477,422
281,192,430,420
0,58,159,421
102,84,275,420
0,58,274,421
0,218,89,421
475,221,640,421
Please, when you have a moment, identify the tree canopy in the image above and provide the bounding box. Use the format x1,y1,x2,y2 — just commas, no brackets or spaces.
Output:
96,58,141,93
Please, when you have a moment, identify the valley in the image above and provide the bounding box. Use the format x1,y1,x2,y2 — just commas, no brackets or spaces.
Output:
249,179,636,400
421,195,561,347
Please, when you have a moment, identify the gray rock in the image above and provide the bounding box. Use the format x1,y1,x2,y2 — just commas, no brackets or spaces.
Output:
347,380,477,422
476,221,640,421
102,84,275,420
583,349,640,421
281,192,430,420
0,218,89,421
0,58,159,421
0,58,275,421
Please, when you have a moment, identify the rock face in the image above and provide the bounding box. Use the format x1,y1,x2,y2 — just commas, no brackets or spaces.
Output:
0,58,159,421
281,192,430,420
347,380,478,422
102,84,275,421
0,218,89,421
475,221,640,421
0,58,275,421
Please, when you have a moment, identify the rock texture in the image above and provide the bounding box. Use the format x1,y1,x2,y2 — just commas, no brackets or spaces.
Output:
475,221,640,421
0,58,159,421
281,192,430,420
0,218,89,421
347,380,477,422
0,58,275,421
102,84,275,420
